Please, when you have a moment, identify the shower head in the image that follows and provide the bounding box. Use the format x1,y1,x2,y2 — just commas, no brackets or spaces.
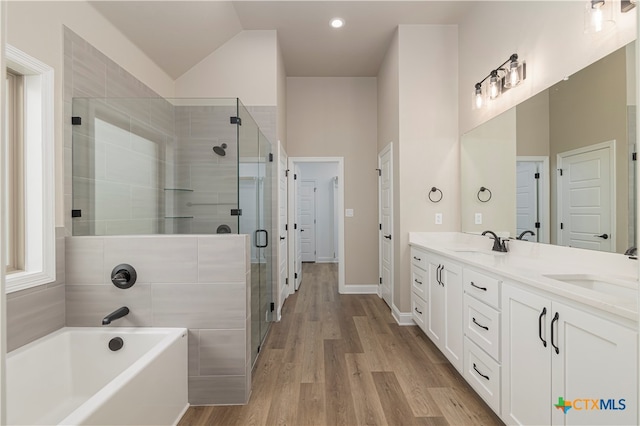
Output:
213,143,228,157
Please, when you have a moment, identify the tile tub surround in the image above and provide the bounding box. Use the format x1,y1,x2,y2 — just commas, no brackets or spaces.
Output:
65,234,252,405
6,227,67,352
409,232,639,321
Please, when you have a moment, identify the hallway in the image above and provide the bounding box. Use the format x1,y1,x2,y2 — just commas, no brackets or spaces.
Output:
179,263,502,425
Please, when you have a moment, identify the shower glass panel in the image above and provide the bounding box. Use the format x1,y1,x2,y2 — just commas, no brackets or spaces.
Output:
237,101,273,366
71,97,240,235
71,97,273,366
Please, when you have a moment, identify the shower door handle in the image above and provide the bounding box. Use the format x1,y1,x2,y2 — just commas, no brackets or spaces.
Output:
255,229,268,248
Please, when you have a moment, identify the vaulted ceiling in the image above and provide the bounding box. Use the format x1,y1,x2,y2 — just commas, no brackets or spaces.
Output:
90,1,475,79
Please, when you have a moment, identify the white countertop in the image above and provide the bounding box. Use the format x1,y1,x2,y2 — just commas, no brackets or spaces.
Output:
409,232,639,322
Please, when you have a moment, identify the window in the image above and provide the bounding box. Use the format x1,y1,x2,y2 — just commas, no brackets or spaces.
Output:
4,45,55,292
4,69,25,273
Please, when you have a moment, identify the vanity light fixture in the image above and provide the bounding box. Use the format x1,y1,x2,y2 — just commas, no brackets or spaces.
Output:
585,0,615,33
473,54,526,109
330,17,345,28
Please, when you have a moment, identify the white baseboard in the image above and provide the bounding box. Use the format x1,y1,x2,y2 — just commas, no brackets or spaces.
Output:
392,304,414,326
341,284,378,294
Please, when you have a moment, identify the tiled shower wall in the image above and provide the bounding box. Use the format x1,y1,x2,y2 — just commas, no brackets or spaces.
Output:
65,234,252,404
173,105,240,234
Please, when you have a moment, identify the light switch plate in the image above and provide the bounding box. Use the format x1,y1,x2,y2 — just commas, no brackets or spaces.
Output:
475,213,482,225
345,209,354,217
435,213,443,225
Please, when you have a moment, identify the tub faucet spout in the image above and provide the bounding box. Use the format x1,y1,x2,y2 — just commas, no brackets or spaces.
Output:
102,306,130,325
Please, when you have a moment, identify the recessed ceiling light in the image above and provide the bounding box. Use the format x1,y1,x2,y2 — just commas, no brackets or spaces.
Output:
330,18,345,29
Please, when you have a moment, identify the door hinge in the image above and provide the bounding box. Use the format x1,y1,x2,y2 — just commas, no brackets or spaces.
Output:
231,209,243,216
230,116,242,125
285,224,288,231
534,172,540,179
294,223,297,230
285,169,290,177
560,223,564,230
535,222,541,229
633,153,637,161
257,344,261,353
286,277,289,285
376,168,382,176
379,223,382,231
379,277,382,284
294,174,297,180
558,168,563,176
270,302,275,312
295,273,298,279
268,153,274,162
314,187,317,192
71,116,82,125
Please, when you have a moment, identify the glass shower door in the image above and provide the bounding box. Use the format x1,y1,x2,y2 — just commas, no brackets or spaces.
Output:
237,101,273,366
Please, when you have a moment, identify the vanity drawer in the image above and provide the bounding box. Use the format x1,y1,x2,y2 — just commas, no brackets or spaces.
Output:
463,337,501,414
464,268,501,309
411,295,427,331
411,248,428,271
411,266,427,300
464,294,500,361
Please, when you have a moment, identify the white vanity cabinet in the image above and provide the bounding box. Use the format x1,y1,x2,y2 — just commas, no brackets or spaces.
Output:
410,247,463,373
502,283,637,426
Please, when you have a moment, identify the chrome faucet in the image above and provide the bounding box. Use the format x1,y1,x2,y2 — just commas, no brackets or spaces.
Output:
102,306,130,325
517,230,536,241
482,230,508,252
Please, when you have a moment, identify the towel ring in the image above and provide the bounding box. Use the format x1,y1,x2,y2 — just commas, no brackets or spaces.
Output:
428,187,443,203
477,186,492,203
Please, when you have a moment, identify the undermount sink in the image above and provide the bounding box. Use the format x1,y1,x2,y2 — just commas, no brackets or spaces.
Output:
543,274,638,299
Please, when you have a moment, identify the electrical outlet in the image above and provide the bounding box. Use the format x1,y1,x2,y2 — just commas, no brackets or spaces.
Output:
345,209,354,217
435,213,443,225
475,213,482,225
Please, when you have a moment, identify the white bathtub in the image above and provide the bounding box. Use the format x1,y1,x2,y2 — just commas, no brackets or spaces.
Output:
6,327,189,425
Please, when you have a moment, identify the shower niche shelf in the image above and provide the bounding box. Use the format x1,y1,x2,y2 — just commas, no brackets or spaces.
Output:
163,188,194,192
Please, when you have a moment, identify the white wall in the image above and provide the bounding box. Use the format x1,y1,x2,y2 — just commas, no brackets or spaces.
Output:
395,25,459,313
277,40,287,149
286,77,378,286
175,31,278,106
297,163,339,263
459,1,636,135
6,1,175,227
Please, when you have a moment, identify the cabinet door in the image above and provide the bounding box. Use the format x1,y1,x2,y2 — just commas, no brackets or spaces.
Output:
442,260,463,372
551,302,637,426
426,257,445,347
502,284,551,425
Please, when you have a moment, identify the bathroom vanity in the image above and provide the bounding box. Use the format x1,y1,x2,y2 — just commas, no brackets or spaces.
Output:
409,232,638,425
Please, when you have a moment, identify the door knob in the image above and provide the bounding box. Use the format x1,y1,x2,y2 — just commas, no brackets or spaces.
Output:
384,234,392,240
594,234,609,239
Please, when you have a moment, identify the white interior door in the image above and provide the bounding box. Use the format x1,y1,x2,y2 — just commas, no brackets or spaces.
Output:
516,161,539,241
378,144,393,308
558,142,614,252
278,147,288,309
299,179,316,262
294,165,303,290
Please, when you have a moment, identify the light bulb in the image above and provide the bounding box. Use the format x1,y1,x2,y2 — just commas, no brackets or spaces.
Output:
592,7,603,32
475,85,483,109
489,73,500,100
508,62,520,87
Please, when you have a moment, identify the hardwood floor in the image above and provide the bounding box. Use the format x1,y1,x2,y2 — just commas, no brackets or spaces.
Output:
178,263,503,426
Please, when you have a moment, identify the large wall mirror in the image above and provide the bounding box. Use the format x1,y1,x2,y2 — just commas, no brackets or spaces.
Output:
461,42,636,254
